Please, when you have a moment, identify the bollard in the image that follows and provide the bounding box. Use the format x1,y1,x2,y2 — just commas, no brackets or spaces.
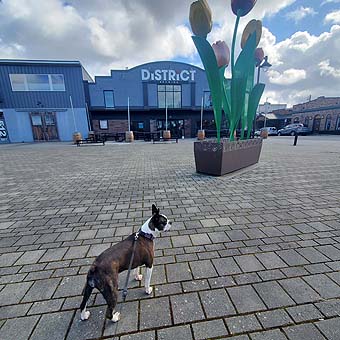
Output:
293,133,298,146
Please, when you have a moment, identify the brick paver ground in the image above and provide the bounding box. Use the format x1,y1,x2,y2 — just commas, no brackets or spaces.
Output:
1,135,340,339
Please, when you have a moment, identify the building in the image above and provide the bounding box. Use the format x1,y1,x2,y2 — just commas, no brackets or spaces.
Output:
257,102,287,115
2,58,339,143
0,59,92,143
256,108,293,129
291,96,340,133
87,61,214,138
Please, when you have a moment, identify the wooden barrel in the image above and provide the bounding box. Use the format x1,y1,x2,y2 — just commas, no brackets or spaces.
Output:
197,130,205,140
88,131,95,141
163,130,171,140
73,132,82,143
260,129,268,139
125,131,134,142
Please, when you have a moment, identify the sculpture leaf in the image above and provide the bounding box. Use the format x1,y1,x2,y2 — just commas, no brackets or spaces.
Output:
192,35,223,142
246,83,265,139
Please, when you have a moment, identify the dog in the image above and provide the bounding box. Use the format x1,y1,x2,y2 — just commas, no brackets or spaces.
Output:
80,204,171,322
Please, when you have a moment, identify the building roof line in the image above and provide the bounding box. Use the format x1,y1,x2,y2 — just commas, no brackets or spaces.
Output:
292,105,340,114
0,59,82,66
91,60,205,83
118,60,204,72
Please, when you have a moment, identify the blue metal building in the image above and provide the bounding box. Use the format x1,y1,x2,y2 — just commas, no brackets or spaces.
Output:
87,61,215,138
0,59,92,143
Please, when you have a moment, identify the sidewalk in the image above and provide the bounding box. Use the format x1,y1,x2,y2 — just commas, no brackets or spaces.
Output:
0,137,340,339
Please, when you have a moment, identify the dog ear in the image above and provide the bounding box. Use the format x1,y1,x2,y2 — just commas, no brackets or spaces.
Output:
152,204,159,215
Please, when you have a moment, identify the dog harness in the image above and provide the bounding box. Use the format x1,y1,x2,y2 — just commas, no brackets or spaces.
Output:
138,230,155,241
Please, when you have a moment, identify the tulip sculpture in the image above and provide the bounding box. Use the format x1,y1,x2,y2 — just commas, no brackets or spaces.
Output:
190,0,265,142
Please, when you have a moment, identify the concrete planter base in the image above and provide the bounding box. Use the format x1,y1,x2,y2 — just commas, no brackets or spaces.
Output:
194,138,263,176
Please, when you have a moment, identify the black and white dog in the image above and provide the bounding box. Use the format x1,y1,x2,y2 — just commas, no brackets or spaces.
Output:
80,204,171,322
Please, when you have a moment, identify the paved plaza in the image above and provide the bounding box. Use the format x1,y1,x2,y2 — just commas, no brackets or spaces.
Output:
1,136,340,340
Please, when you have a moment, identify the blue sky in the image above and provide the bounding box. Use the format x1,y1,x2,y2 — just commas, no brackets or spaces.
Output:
0,0,340,106
263,0,339,41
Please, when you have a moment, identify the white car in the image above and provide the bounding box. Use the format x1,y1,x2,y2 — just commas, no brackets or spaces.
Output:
255,127,278,136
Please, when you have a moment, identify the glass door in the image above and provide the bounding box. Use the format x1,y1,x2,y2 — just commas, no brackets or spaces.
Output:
30,112,59,141
157,119,184,138
0,113,9,142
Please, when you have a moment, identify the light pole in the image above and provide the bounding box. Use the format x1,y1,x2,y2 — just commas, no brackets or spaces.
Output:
253,56,272,134
263,97,269,128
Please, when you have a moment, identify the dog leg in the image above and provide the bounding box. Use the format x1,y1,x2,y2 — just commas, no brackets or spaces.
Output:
134,267,143,281
80,283,93,320
145,266,153,295
111,311,121,322
102,280,119,321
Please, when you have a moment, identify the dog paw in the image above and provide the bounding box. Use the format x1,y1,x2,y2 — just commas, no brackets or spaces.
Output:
135,274,143,281
111,312,120,323
145,286,153,295
80,311,90,320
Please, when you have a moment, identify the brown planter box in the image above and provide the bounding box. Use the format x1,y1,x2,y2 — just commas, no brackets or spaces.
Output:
194,139,263,176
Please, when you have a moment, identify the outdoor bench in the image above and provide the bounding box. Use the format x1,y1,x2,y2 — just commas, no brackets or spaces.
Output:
76,137,105,146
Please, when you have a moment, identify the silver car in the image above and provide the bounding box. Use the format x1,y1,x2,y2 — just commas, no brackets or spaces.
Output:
278,123,311,136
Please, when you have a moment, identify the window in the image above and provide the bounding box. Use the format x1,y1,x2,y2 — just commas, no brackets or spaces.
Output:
51,74,65,91
293,117,299,123
204,91,212,108
27,74,50,91
9,74,65,91
99,120,108,129
336,114,340,130
325,114,332,130
9,74,26,91
158,84,181,108
104,91,115,108
304,116,309,127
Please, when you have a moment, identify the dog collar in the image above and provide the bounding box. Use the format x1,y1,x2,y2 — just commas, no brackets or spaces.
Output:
138,230,155,241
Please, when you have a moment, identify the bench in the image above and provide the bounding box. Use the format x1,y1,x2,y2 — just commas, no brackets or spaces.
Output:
152,135,178,144
98,133,125,142
76,136,105,146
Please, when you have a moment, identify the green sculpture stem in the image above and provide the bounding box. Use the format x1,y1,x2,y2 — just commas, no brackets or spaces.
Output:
231,10,241,76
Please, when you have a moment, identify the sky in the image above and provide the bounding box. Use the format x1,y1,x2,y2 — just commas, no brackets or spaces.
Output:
0,0,340,107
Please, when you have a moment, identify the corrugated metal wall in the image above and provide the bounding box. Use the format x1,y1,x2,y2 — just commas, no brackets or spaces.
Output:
0,63,86,109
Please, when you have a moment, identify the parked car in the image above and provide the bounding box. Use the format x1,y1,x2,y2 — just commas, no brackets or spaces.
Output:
278,123,311,136
255,127,278,137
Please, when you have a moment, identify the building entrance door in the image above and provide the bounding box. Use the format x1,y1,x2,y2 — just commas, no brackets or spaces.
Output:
312,115,321,133
0,112,9,143
30,112,59,141
157,119,184,138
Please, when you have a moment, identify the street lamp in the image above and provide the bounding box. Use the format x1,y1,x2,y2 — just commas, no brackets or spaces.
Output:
256,56,272,84
253,56,272,135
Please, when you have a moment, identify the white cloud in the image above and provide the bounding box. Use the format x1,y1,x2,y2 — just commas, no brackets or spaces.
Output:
286,6,317,23
0,0,339,107
319,59,340,77
321,0,340,6
268,69,306,85
325,10,340,24
259,24,340,105
0,38,25,58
